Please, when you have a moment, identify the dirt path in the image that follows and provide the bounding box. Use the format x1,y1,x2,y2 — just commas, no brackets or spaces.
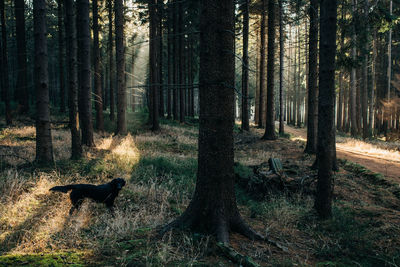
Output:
283,124,400,183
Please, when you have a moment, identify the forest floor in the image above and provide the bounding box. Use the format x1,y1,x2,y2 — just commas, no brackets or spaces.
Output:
282,124,400,183
0,112,399,266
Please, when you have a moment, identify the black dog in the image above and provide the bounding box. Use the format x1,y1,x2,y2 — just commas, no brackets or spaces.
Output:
50,178,126,214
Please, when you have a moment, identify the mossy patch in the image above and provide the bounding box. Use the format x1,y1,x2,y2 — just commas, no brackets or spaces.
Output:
0,251,86,267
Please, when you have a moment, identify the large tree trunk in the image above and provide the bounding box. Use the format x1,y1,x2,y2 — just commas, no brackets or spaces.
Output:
387,0,392,130
262,0,277,140
34,0,54,165
370,29,377,135
108,0,115,121
258,1,266,128
304,0,318,154
162,0,264,244
350,0,358,136
77,0,94,146
115,0,126,135
278,0,284,135
15,0,29,114
93,0,104,131
149,0,160,131
0,0,11,125
241,0,250,131
315,0,337,219
254,25,260,125
64,0,82,159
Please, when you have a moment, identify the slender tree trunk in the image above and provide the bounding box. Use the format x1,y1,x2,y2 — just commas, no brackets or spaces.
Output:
173,0,178,120
315,0,337,219
64,0,82,159
159,1,164,118
263,0,277,140
34,0,54,164
178,2,185,123
305,0,318,154
77,0,94,146
387,0,392,130
93,0,104,131
189,39,195,117
278,0,284,135
258,1,266,128
131,49,136,112
15,0,29,114
362,0,369,139
255,25,260,124
296,25,301,127
370,29,377,135
350,0,358,136
167,0,172,119
162,0,264,244
0,0,11,125
241,0,249,131
115,0,126,134
150,0,160,131
108,0,115,121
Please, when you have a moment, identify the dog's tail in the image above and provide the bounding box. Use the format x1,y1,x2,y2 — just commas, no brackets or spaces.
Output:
49,185,75,193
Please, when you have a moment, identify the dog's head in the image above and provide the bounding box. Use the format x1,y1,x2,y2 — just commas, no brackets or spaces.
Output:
110,178,126,191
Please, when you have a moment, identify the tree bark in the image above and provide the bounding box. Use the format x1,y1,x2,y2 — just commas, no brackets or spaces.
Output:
361,0,369,139
0,0,11,125
34,0,54,165
241,0,250,131
262,0,277,140
173,0,178,121
258,1,266,128
315,0,337,219
304,0,318,154
167,0,173,119
93,0,104,131
278,0,284,135
162,0,264,244
159,1,164,118
350,0,358,136
15,0,29,114
108,0,115,121
115,0,126,135
77,0,94,146
150,0,160,131
64,0,82,159
178,2,185,123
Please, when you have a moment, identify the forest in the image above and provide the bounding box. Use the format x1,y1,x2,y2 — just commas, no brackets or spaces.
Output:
0,0,400,266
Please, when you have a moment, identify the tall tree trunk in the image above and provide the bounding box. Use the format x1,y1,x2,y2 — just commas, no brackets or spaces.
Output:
241,0,250,131
93,0,104,131
15,0,29,114
34,0,54,164
159,1,164,118
0,0,11,125
77,0,94,146
167,0,172,119
162,0,264,244
178,2,185,123
150,0,160,131
115,0,126,134
305,0,318,154
131,48,136,112
296,25,301,127
262,0,276,140
173,0,178,120
387,0,392,130
258,1,266,128
350,0,358,136
362,0,369,139
108,0,115,121
370,29,377,135
64,0,82,159
278,0,284,135
315,0,337,219
254,25,260,125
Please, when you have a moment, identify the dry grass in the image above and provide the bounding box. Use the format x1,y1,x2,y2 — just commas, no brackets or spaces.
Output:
1,119,400,266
